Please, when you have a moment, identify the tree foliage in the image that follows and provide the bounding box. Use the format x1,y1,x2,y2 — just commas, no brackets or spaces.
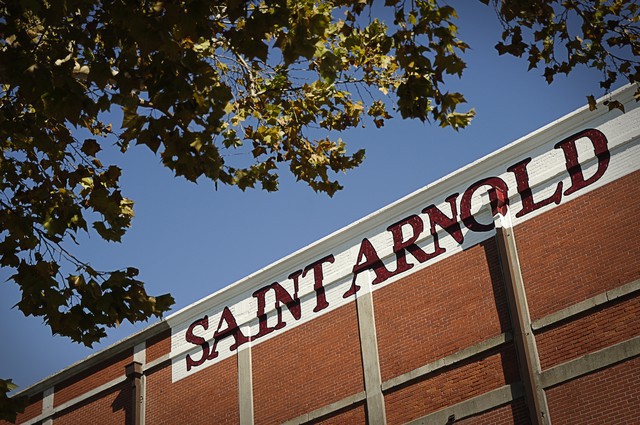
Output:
484,0,640,111
0,0,638,419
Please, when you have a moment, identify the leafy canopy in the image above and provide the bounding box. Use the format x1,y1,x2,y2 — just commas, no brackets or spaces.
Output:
0,0,638,421
486,0,639,111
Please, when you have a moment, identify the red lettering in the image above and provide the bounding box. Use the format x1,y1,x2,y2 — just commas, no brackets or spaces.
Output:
460,177,509,232
387,214,435,276
343,238,391,297
555,128,610,196
185,316,210,371
207,307,249,361
508,158,562,217
252,286,273,340
252,277,301,340
302,254,335,312
422,193,464,249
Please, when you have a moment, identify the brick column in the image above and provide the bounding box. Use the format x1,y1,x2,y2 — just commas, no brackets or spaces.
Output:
125,361,143,425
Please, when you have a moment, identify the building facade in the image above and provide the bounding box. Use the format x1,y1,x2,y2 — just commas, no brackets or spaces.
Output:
6,84,640,425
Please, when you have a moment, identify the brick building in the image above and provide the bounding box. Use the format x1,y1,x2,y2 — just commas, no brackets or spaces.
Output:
6,84,640,425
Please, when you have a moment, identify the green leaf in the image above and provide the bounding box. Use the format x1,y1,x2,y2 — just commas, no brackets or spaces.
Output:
0,5,635,413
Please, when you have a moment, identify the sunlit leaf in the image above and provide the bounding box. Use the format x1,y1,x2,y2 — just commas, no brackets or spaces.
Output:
0,1,636,419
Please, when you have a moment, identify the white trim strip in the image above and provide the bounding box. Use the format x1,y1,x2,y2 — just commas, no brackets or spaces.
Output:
19,277,639,424
532,279,640,331
20,376,127,425
381,332,512,392
540,335,640,389
281,392,366,425
404,382,524,425
279,332,512,425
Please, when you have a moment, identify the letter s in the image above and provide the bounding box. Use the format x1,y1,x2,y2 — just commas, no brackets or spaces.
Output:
185,315,210,371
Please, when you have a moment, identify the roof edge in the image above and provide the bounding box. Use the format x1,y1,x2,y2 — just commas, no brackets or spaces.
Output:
12,83,637,398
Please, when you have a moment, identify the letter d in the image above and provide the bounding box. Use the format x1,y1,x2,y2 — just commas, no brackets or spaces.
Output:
555,128,610,196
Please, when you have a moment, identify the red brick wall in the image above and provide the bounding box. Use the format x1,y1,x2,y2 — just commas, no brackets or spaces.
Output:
316,402,367,424
516,170,640,320
252,302,363,425
536,295,640,370
53,348,132,407
146,329,171,363
145,356,238,424
1,392,42,424
383,344,520,424
374,239,510,382
53,383,128,425
456,399,531,425
545,356,640,424
7,159,639,425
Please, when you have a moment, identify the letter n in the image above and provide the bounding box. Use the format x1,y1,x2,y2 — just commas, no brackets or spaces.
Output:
422,193,464,252
252,279,301,340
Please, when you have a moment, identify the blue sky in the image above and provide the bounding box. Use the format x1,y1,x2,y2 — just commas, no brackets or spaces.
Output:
0,2,610,389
